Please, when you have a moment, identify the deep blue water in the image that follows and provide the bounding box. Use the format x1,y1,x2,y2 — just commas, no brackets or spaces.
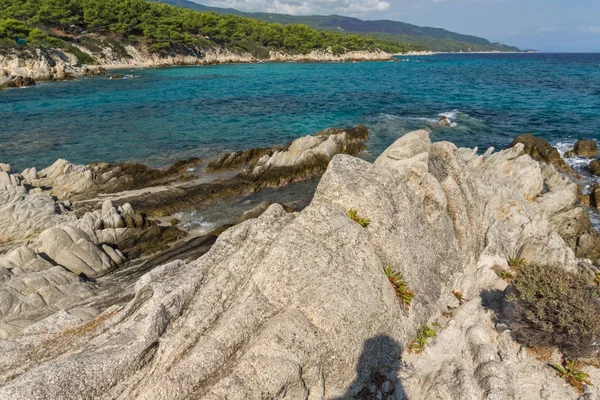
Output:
1,53,600,171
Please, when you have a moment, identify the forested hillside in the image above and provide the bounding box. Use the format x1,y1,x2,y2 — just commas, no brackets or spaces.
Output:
161,0,521,52
0,0,424,59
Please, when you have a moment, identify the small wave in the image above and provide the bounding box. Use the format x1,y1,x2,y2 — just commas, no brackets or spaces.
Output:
373,113,439,124
173,211,217,235
438,110,460,127
371,110,462,128
555,140,597,171
439,109,460,120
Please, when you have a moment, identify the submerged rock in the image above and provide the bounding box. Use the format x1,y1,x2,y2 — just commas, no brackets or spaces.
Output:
0,130,591,399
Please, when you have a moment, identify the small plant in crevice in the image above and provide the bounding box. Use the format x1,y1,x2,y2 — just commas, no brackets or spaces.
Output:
408,325,436,354
594,271,600,286
383,265,414,305
550,360,593,393
493,266,514,281
452,290,467,305
347,209,370,228
507,247,526,269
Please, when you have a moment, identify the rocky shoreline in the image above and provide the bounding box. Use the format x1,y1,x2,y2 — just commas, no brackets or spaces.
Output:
0,125,369,338
2,129,600,398
0,44,393,90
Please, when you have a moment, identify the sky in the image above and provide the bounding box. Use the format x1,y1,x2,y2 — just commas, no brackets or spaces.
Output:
197,0,600,52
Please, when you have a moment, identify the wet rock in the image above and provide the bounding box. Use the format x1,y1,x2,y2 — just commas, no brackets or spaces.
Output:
242,125,369,187
590,159,600,176
439,115,452,127
81,66,106,76
590,184,600,209
565,140,598,158
124,126,369,217
509,133,571,173
206,147,274,171
0,75,36,90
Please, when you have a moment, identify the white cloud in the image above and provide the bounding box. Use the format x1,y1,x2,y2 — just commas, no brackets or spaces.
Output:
537,27,557,32
203,0,391,15
579,26,600,33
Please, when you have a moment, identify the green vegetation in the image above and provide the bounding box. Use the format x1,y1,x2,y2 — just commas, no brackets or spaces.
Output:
161,0,522,53
0,0,422,57
347,209,370,228
451,290,466,305
550,360,593,393
493,267,513,281
507,248,526,269
383,265,414,305
508,263,600,358
408,325,436,354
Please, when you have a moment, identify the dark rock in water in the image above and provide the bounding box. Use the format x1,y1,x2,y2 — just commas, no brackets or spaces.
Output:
0,75,36,90
589,184,600,209
565,140,598,158
169,218,180,226
206,147,274,171
439,115,452,127
13,75,36,87
510,133,571,173
82,66,106,76
590,159,600,176
84,157,202,197
107,74,124,80
121,126,369,217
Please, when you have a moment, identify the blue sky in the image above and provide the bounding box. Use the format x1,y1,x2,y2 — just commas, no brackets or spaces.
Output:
199,0,600,52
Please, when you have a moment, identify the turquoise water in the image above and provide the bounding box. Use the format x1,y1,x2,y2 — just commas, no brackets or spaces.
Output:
1,53,600,171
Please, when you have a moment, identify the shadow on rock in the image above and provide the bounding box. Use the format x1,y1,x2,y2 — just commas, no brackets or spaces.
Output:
333,335,407,400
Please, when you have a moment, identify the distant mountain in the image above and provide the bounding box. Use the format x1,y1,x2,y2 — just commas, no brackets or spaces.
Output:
159,0,521,52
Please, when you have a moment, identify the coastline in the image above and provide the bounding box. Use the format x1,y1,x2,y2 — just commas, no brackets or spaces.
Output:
0,45,538,88
0,46,394,87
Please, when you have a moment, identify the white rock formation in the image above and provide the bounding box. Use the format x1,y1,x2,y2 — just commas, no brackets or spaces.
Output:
0,131,594,399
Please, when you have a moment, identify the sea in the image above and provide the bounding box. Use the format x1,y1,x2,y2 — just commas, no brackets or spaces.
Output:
1,53,599,170
1,53,600,229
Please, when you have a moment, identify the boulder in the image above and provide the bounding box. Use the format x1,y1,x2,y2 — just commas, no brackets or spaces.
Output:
590,159,600,176
375,129,431,173
565,139,598,158
509,133,571,173
34,159,98,200
36,226,116,278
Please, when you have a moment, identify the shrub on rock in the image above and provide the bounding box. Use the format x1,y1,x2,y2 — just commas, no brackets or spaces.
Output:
508,263,600,358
